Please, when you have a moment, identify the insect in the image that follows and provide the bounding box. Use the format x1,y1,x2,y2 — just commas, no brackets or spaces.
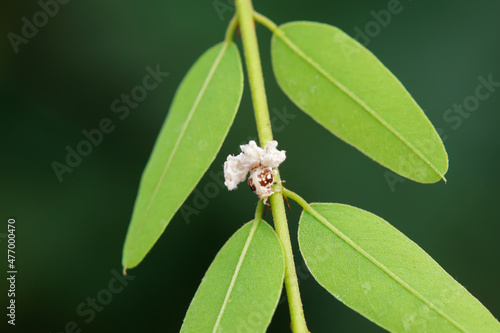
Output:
247,166,290,213
224,140,290,211
247,166,276,203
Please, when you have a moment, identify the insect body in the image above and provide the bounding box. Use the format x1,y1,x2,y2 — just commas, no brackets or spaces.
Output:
248,166,276,203
224,140,286,204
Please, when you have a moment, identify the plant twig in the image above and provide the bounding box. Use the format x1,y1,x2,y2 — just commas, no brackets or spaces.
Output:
253,11,281,35
234,1,309,332
254,199,264,220
224,15,239,43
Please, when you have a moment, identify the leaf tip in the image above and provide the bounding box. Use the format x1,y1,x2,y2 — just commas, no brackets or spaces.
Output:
121,250,136,273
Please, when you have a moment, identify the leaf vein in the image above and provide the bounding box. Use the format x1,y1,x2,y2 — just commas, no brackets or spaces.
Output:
144,43,229,220
276,31,445,181
308,206,467,332
212,219,261,332
124,43,231,268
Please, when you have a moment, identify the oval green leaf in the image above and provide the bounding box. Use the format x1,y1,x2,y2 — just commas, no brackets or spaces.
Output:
298,203,500,332
181,219,285,332
271,22,448,183
122,42,244,269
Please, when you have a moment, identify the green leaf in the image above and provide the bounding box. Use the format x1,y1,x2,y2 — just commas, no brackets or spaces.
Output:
271,22,448,183
181,219,285,333
298,203,500,332
122,42,243,269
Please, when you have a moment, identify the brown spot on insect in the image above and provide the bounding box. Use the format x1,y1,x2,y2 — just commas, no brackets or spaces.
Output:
258,168,273,187
248,177,257,192
247,166,276,203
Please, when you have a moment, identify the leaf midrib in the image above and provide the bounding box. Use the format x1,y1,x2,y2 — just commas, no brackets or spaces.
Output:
275,27,445,181
124,43,231,268
144,43,230,219
212,219,260,332
305,204,467,332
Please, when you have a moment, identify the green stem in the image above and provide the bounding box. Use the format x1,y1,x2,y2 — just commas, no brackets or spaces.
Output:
253,11,281,35
224,15,238,43
234,1,309,332
254,199,264,220
235,0,273,145
269,181,309,333
282,188,313,212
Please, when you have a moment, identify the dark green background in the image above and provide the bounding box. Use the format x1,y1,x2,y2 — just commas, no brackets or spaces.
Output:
1,0,499,332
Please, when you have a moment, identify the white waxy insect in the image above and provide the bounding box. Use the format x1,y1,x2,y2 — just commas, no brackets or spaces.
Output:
224,140,286,203
247,166,276,202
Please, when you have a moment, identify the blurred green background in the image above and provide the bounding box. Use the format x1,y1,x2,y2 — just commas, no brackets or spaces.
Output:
1,0,499,332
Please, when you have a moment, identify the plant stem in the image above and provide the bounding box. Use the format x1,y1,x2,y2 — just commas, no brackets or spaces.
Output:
269,182,309,333
224,15,238,44
235,0,273,145
282,188,312,212
235,1,309,332
253,11,281,35
254,199,264,220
